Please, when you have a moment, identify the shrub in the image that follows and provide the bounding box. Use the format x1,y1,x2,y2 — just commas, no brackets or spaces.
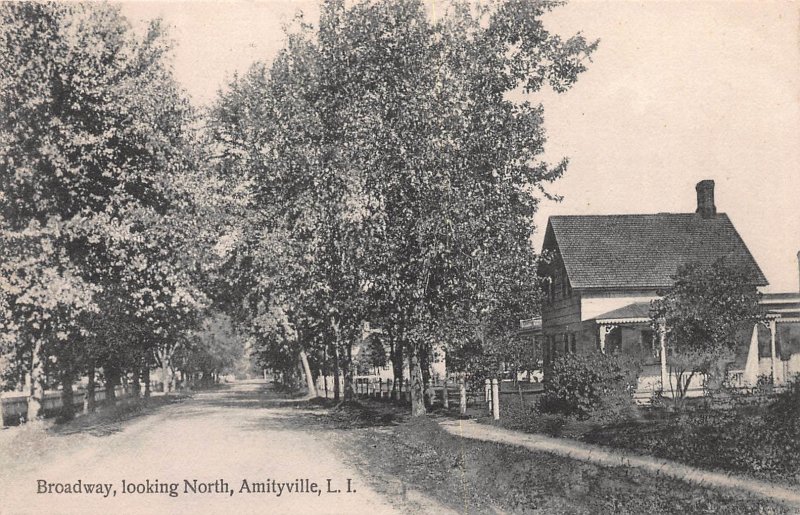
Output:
585,379,800,483
539,352,640,421
497,398,572,437
760,378,800,477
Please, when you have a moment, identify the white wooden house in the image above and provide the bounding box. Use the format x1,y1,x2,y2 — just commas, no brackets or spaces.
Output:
537,180,799,397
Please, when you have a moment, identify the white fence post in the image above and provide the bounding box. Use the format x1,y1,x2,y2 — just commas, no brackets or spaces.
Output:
491,378,500,420
459,377,467,417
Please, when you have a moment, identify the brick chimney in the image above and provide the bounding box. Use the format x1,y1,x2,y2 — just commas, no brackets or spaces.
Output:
695,180,716,218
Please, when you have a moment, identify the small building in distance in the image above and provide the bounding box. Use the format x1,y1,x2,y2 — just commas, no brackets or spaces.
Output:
537,180,798,397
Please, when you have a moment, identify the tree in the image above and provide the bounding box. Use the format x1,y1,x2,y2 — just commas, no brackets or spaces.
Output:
176,313,247,386
320,0,596,415
0,219,99,419
0,3,210,417
206,0,594,416
650,258,765,408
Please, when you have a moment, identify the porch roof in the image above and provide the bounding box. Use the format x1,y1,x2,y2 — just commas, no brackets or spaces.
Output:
594,302,652,324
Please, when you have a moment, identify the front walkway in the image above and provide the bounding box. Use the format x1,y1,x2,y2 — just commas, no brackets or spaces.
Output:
440,418,800,509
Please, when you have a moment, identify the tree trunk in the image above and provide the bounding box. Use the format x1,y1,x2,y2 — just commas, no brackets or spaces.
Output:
60,368,75,421
160,348,172,394
27,338,45,422
84,363,96,414
409,346,426,417
104,368,118,404
299,350,317,397
332,345,341,401
342,343,354,402
131,367,141,398
391,337,404,401
143,367,151,398
421,346,432,407
16,346,26,392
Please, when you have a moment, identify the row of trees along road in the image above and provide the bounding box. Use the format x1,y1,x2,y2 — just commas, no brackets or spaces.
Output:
209,0,596,415
0,0,597,422
0,3,234,423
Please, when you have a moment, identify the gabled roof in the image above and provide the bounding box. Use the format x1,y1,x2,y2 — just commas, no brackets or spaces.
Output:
541,213,768,290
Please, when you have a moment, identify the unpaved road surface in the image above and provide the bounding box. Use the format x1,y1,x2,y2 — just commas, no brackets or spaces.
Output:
0,382,400,515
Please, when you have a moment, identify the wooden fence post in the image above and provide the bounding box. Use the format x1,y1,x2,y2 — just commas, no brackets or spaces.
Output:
459,377,467,416
491,378,500,420
442,378,449,409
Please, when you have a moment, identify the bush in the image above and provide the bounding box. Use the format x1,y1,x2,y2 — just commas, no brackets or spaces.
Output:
760,378,800,478
498,398,568,436
539,353,640,421
585,378,800,483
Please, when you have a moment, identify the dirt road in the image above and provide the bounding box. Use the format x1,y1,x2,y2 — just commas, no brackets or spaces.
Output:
0,382,399,515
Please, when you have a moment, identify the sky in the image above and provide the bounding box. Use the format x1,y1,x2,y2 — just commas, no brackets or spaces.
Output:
122,0,800,292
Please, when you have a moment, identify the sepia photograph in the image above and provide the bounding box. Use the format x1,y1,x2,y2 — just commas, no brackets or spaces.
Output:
0,0,799,513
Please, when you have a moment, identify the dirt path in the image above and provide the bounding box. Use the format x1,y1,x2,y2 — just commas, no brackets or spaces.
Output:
0,382,400,515
440,418,800,510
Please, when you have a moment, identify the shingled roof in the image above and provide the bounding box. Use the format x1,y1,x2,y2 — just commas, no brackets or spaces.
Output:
541,213,768,290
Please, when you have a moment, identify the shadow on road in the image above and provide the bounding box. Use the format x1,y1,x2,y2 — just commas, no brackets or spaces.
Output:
179,381,403,434
50,393,190,437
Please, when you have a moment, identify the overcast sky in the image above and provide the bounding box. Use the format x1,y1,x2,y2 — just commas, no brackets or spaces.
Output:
122,0,800,292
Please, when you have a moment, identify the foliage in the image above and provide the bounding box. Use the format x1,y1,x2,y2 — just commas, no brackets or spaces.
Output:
1,0,597,419
650,257,765,406
338,403,784,514
354,333,388,375
539,352,640,421
176,313,248,382
207,0,596,410
585,377,800,484
0,2,218,414
497,397,573,437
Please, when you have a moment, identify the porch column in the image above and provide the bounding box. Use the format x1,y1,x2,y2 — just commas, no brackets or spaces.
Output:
598,324,607,354
658,318,668,391
769,318,778,385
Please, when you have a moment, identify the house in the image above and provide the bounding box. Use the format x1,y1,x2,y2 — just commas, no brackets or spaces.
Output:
538,180,798,396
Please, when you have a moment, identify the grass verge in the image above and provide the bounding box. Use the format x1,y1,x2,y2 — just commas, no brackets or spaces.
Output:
320,399,789,514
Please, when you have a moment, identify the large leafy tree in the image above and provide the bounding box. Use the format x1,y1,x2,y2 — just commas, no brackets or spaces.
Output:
650,258,765,406
319,0,595,415
209,0,595,414
208,19,374,401
0,3,208,418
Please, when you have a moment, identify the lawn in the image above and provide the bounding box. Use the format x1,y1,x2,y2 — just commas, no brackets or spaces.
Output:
323,398,789,514
486,384,800,488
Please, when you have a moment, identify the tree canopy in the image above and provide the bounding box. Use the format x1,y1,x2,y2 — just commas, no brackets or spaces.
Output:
207,0,595,413
650,257,765,403
1,0,595,421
